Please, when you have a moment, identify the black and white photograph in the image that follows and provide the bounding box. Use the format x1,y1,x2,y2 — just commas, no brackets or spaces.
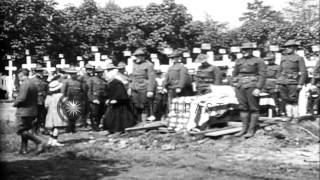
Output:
0,0,319,179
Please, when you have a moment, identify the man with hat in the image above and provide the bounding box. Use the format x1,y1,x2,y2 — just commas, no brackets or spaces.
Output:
14,69,46,154
277,40,307,118
87,66,108,131
263,52,281,115
117,62,127,75
154,68,168,121
195,54,222,95
61,67,86,133
129,48,156,122
77,63,95,128
232,42,266,138
31,64,49,134
164,50,189,105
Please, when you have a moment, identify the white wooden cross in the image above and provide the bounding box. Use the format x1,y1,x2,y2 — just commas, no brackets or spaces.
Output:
5,60,17,78
56,59,70,69
127,56,135,74
206,51,214,65
89,52,103,67
76,56,84,71
22,56,36,70
150,54,160,70
45,61,56,74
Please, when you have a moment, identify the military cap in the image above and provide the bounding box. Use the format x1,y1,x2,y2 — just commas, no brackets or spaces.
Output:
85,64,94,69
167,50,182,58
241,42,257,49
65,67,78,74
264,52,275,61
42,70,49,76
133,48,146,56
282,40,300,47
34,64,44,71
117,62,127,69
195,54,209,63
105,63,117,70
95,66,104,72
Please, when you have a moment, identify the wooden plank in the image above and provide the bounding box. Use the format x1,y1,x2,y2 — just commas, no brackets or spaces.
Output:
296,115,316,121
125,121,167,132
205,127,242,137
189,126,238,135
227,122,242,127
259,117,289,122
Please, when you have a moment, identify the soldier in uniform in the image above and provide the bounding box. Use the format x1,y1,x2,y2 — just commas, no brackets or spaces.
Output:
195,54,222,95
232,42,266,138
154,69,168,120
61,67,86,133
309,57,320,114
128,48,156,122
31,65,49,134
164,50,189,105
87,67,108,131
262,52,281,115
78,64,94,128
277,40,307,118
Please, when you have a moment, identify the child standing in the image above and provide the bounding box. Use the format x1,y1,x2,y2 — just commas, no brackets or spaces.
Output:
45,80,67,146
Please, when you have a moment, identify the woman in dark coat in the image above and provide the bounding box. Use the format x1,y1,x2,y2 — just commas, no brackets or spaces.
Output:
102,64,136,133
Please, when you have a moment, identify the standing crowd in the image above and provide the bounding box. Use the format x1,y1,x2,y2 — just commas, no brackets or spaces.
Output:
13,39,319,154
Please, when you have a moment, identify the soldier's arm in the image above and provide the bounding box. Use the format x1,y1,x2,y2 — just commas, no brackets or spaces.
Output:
232,60,240,77
311,60,320,85
298,57,307,85
44,82,49,97
256,59,267,90
147,64,156,92
87,78,95,102
61,81,68,97
178,66,188,88
213,66,222,85
13,82,28,107
275,65,281,79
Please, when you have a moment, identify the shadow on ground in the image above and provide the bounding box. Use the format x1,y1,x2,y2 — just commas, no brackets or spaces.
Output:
0,155,127,180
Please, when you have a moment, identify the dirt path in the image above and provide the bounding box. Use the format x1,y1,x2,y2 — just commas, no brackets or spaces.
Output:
1,129,319,180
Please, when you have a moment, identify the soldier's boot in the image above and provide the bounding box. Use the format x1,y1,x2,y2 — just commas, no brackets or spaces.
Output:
94,116,101,131
244,113,259,138
278,100,286,116
69,119,76,133
234,112,250,137
19,135,28,154
21,131,45,154
90,117,99,131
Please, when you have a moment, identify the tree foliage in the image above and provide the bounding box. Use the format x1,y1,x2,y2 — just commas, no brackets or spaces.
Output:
0,0,319,73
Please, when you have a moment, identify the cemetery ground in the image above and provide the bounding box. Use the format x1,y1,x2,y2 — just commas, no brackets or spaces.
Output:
0,102,319,180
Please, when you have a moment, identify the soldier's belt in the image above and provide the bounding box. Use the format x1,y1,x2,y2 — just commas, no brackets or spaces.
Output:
281,72,298,79
133,75,148,79
199,79,214,83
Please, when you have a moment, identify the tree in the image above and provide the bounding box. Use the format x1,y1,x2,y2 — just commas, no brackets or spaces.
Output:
0,0,60,71
284,0,319,32
238,0,286,47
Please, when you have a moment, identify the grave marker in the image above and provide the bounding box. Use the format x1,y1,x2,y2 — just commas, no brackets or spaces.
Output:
22,56,36,70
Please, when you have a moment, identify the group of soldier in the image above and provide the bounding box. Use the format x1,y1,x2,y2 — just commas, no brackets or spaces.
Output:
13,39,320,146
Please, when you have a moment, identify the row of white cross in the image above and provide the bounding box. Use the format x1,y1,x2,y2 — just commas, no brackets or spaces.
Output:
4,45,320,79
4,52,110,78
